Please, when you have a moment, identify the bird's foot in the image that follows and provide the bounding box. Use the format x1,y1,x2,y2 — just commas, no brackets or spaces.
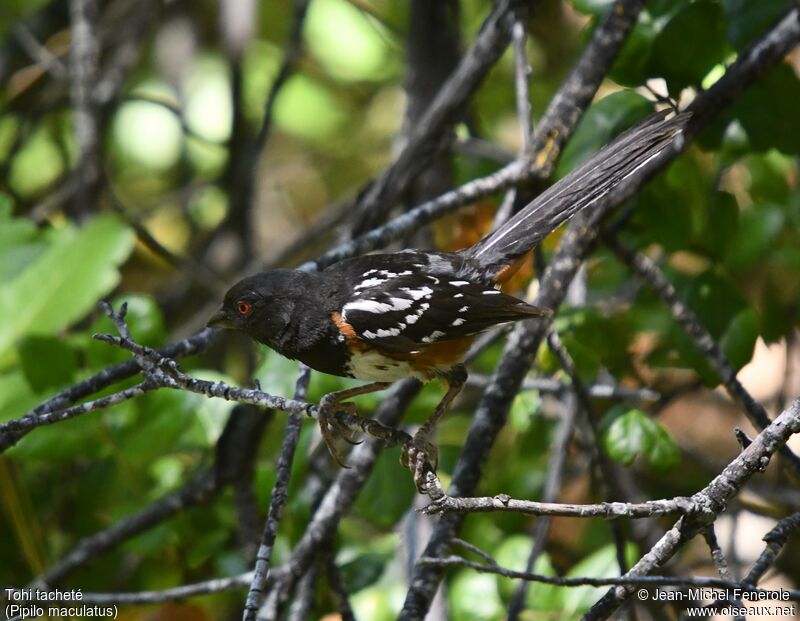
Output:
318,394,363,467
401,433,439,494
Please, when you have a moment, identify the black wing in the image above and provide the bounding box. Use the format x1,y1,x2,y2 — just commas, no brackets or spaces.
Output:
337,266,548,352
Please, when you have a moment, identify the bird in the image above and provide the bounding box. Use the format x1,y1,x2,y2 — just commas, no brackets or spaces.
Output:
209,110,688,491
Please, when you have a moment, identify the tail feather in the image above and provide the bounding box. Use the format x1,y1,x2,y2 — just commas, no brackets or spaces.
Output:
465,110,690,280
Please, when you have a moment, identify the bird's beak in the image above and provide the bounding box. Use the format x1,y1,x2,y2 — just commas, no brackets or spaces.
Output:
207,308,231,329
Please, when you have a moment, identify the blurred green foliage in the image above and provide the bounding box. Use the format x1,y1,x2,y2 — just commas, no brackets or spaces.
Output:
1,0,799,618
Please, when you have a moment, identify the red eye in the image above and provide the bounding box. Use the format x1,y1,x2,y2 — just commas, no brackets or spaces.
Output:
236,301,252,316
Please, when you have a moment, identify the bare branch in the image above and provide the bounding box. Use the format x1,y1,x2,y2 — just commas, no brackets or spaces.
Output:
421,494,696,518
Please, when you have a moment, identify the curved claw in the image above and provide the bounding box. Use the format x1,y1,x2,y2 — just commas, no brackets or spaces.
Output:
317,393,364,467
318,405,350,468
401,434,440,494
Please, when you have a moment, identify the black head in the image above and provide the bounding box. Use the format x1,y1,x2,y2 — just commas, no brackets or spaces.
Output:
208,270,301,347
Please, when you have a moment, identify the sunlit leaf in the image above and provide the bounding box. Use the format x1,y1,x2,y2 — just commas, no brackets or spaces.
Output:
8,126,65,197
114,83,183,169
600,406,679,470
305,0,396,82
274,75,347,140
0,215,135,358
494,534,560,611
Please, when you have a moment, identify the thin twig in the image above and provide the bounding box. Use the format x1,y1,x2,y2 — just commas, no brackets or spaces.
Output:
703,526,745,621
243,366,311,620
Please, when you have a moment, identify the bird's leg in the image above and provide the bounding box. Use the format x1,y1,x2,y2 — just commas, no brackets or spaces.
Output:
318,381,391,467
401,364,467,492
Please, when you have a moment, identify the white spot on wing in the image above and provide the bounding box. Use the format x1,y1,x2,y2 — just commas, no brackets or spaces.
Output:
389,297,413,310
450,281,470,286
343,299,395,316
355,277,387,289
454,293,464,298
482,289,501,295
421,330,446,343
451,318,466,326
458,306,469,313
400,286,432,300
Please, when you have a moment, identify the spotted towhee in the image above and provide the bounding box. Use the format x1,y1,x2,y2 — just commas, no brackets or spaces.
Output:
209,110,688,490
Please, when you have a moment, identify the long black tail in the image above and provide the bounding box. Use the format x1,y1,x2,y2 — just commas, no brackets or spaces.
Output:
465,110,690,280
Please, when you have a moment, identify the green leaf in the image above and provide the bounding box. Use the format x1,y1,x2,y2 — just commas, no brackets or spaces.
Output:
570,0,615,16
494,535,559,611
724,204,784,270
450,571,503,621
607,12,660,87
304,0,396,82
648,423,681,471
652,1,729,94
720,307,759,370
0,370,40,423
760,279,796,344
600,406,653,465
509,390,542,433
698,192,738,259
684,270,747,340
0,212,46,284
340,550,392,593
355,448,415,528
711,65,800,154
0,215,135,358
558,543,639,616
17,335,79,392
722,0,793,50
600,406,679,470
